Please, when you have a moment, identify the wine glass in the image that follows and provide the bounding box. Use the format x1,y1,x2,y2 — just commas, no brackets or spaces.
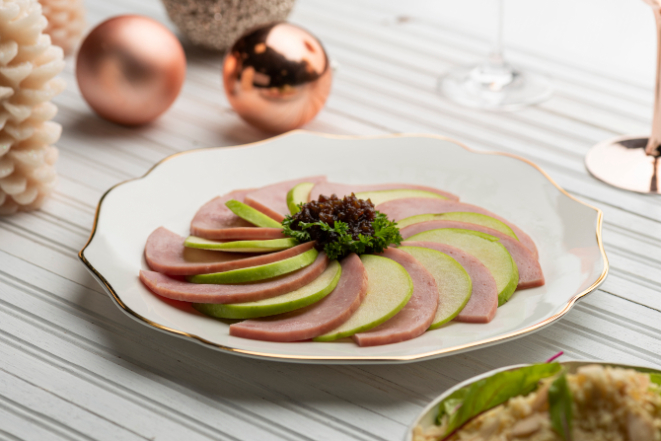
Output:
585,0,661,194
438,0,553,110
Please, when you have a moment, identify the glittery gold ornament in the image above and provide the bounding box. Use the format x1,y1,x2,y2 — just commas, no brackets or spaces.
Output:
40,0,86,55
162,0,295,51
0,0,66,215
223,22,332,133
76,15,186,126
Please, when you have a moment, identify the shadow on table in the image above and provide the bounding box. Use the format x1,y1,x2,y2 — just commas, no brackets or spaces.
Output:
61,107,275,154
180,40,224,67
62,112,161,142
93,296,573,439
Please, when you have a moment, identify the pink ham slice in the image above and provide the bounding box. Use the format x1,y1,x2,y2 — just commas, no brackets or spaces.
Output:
403,241,498,323
190,189,284,240
309,182,459,202
352,248,439,347
140,253,329,304
400,221,544,289
378,198,539,259
145,227,315,276
229,253,368,342
244,176,327,222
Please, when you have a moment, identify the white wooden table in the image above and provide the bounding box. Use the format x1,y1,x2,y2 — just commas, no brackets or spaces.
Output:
2,0,661,439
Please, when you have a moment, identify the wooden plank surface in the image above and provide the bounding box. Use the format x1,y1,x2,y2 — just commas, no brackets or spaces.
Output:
1,0,661,439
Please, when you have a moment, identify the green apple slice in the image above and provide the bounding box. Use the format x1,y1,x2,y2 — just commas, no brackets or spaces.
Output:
287,182,315,214
225,199,282,228
399,246,472,328
184,236,297,253
407,229,518,306
188,248,318,284
354,189,447,206
397,212,518,240
314,254,413,341
193,260,341,319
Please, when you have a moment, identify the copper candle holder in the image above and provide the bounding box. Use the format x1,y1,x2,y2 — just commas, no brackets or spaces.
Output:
585,1,661,194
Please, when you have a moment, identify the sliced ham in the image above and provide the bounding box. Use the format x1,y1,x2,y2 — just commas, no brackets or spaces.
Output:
190,189,284,240
378,198,539,259
403,241,498,323
244,176,327,222
229,253,368,342
400,220,544,289
140,253,329,304
144,227,315,276
352,248,439,347
309,182,459,202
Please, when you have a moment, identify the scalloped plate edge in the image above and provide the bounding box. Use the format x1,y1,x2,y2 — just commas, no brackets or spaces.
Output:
78,130,609,364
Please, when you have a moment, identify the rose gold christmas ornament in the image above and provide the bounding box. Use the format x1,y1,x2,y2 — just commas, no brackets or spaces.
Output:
223,22,332,133
76,15,186,126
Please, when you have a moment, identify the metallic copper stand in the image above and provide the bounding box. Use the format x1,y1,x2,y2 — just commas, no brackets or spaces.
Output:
585,136,659,193
585,3,661,194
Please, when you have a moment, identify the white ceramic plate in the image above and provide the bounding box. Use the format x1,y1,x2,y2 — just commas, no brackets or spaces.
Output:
79,131,608,364
405,360,658,440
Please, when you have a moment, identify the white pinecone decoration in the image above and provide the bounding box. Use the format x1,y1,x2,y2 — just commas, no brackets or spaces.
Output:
0,0,66,215
40,0,85,55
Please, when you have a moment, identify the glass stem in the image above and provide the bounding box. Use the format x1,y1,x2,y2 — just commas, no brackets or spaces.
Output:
647,7,661,156
488,0,506,67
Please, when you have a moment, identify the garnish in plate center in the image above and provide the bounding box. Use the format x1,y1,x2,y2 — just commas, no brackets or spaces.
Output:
282,193,402,260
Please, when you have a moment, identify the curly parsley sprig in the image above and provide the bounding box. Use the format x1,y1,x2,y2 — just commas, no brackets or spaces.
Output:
282,209,402,260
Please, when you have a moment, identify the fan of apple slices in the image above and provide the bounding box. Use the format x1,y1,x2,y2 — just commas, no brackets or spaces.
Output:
139,177,544,347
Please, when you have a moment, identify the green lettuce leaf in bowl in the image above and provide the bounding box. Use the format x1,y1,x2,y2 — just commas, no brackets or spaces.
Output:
436,362,562,438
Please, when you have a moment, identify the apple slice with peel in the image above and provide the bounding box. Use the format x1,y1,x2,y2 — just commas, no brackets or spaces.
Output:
184,236,298,253
314,254,413,341
397,212,518,240
193,260,341,319
287,182,315,214
188,248,318,284
399,246,472,328
354,189,447,206
225,199,282,228
406,229,518,306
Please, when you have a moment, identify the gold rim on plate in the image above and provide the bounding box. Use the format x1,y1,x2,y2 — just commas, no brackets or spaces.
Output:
78,131,609,363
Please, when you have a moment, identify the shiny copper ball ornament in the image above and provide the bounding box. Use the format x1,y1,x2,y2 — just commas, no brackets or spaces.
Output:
76,15,186,126
223,22,333,133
